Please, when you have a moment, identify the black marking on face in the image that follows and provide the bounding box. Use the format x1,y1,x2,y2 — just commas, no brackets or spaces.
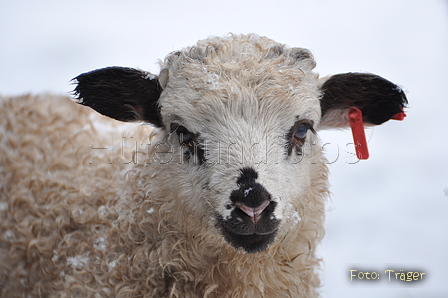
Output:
232,169,270,209
218,167,280,253
236,168,258,186
219,225,278,254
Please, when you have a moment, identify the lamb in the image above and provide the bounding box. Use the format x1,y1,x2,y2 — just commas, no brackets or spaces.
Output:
0,34,407,297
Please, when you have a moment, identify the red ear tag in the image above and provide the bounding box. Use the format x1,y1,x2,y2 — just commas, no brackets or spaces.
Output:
391,108,406,121
348,107,369,160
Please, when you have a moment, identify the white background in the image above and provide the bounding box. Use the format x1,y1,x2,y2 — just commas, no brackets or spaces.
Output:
1,0,447,297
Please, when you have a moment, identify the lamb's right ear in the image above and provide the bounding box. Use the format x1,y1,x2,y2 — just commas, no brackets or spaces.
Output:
72,66,164,127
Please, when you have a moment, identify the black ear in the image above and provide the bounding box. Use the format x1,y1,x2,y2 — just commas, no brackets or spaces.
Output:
72,66,164,127
319,73,408,128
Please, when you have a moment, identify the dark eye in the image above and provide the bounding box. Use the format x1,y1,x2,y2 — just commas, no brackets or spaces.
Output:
170,124,205,164
171,124,195,146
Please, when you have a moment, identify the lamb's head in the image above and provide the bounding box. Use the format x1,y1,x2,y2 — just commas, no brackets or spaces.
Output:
73,34,407,254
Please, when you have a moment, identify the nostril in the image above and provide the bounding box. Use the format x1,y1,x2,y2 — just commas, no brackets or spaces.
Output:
235,201,270,224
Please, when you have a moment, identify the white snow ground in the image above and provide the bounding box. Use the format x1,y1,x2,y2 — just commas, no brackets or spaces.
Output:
1,0,447,297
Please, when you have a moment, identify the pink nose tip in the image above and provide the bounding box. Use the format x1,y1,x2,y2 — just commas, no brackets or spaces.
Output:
235,201,270,224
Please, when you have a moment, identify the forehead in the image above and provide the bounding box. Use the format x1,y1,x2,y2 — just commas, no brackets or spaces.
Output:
159,35,321,129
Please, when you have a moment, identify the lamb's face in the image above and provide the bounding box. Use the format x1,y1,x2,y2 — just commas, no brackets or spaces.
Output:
158,54,323,253
73,34,407,254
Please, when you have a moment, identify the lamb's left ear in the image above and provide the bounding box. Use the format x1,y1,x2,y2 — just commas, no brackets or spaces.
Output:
72,66,164,127
319,72,408,129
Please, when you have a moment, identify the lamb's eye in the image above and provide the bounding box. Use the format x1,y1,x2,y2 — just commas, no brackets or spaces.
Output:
170,124,205,164
171,124,195,145
294,124,309,140
288,120,315,155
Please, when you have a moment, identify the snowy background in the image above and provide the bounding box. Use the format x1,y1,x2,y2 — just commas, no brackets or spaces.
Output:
1,0,447,297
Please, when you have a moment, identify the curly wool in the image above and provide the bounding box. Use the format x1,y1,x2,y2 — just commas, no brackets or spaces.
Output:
0,93,327,297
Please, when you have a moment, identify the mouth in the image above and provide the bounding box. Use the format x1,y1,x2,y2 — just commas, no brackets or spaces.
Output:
219,225,279,254
217,202,281,254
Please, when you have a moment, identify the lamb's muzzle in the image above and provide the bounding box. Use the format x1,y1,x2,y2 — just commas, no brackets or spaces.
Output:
217,167,280,253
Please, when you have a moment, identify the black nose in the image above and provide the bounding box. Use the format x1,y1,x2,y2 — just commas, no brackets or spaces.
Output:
230,167,272,222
